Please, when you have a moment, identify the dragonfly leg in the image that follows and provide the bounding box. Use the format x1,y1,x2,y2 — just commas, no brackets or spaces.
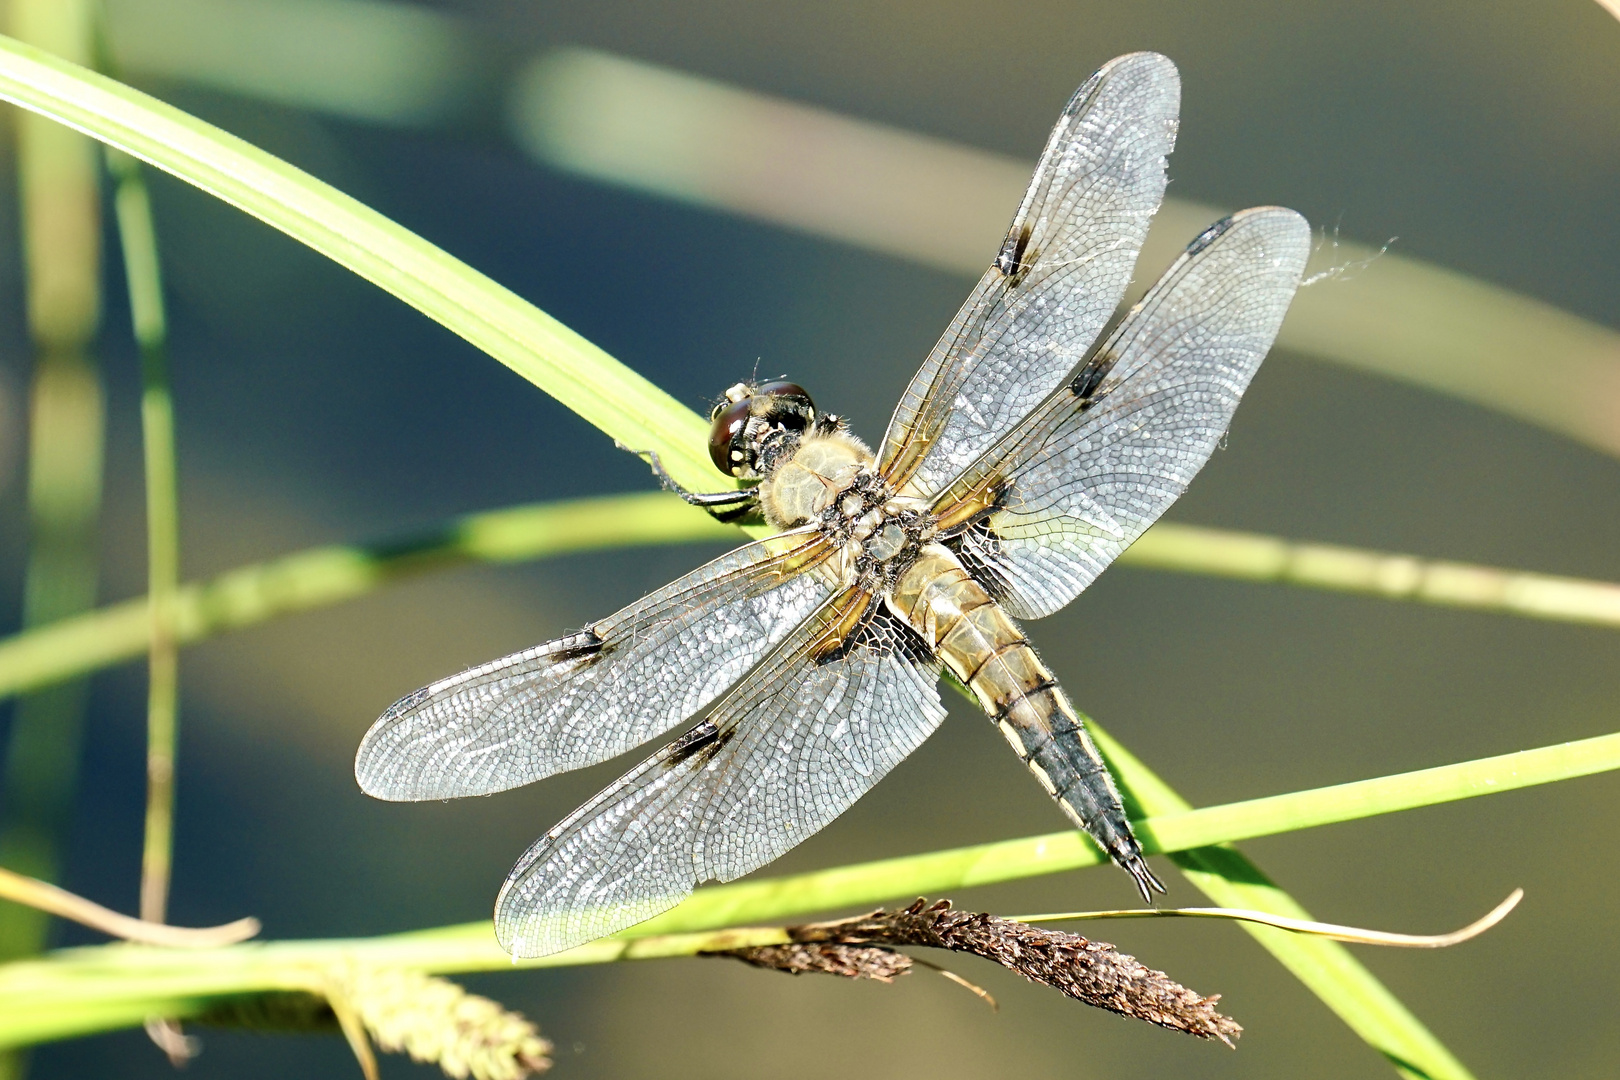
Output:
621,445,761,523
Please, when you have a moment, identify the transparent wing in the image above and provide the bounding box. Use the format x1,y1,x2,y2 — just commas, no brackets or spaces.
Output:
494,591,947,958
940,207,1311,619
355,528,836,801
877,52,1181,497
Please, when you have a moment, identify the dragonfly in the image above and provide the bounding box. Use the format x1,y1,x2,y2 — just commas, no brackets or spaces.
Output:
355,52,1310,959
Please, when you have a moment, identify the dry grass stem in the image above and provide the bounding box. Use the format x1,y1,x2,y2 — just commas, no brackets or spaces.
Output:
725,941,914,981
142,1017,197,1066
722,943,1000,1008
1015,888,1523,948
0,864,259,947
714,899,1240,1045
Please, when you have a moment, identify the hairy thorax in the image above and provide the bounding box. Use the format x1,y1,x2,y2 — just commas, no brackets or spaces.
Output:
758,430,873,529
758,429,937,590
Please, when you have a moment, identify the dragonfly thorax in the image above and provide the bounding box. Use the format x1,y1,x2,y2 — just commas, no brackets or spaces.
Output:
757,427,876,529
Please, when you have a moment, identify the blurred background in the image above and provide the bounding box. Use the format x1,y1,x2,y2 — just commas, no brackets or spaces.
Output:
1,0,1619,1076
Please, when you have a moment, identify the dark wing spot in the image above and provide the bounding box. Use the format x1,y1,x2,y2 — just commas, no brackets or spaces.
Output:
1069,347,1120,402
811,631,861,666
550,629,609,668
949,519,1018,608
811,603,886,667
377,685,433,723
665,720,734,769
876,611,937,668
1185,215,1236,257
822,608,937,668
806,590,878,666
995,224,1035,277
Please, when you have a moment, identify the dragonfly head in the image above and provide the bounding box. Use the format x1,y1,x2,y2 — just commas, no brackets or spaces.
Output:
708,380,817,479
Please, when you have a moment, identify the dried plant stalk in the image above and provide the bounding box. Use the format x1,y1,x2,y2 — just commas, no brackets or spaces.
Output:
727,942,914,982
0,864,259,947
714,899,1239,1045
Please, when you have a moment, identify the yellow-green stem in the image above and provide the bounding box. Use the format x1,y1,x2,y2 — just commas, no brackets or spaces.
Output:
108,149,180,925
1124,523,1620,626
3,725,1611,1060
0,507,1616,706
1090,728,1470,1080
0,32,721,493
0,492,739,701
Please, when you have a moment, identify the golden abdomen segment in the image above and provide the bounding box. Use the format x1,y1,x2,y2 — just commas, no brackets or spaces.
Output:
888,543,1161,899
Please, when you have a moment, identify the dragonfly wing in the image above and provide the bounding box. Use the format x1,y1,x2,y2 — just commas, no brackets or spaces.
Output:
878,52,1181,496
493,591,946,958
355,528,836,801
941,207,1311,619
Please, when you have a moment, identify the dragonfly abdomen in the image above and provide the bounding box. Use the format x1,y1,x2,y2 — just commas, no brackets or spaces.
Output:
888,543,1162,900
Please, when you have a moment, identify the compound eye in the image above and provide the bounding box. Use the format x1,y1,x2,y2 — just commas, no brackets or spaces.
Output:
708,398,752,475
756,381,813,410
755,381,815,430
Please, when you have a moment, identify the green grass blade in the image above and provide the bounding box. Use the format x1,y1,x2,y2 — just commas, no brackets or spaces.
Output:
0,492,737,699
4,728,1614,1054
1124,523,1620,626
1170,848,1467,1080
1,504,1616,702
0,32,718,492
1088,728,1471,1080
107,148,183,931
624,727,1619,937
